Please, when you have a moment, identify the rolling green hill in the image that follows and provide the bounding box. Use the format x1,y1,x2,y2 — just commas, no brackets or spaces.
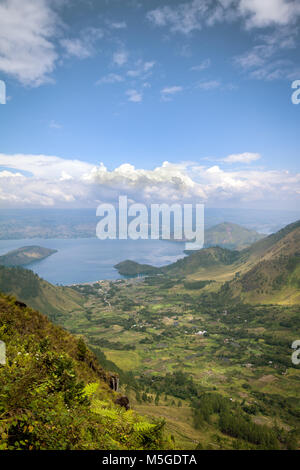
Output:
115,260,160,276
0,245,57,267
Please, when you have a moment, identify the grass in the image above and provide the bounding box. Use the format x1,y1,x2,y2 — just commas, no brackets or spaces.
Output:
104,350,142,371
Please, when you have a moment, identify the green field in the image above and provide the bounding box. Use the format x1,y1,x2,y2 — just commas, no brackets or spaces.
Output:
65,276,300,449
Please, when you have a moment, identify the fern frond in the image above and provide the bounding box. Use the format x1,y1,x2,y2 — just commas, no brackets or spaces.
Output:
83,382,99,398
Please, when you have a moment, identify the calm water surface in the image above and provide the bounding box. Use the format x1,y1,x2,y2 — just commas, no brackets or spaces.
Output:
0,238,186,285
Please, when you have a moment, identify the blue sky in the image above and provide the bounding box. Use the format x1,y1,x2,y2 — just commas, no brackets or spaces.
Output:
0,0,299,209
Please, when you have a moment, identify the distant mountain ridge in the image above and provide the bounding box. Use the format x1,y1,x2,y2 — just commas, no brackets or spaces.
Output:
165,222,264,248
204,222,265,250
115,219,300,304
115,222,264,276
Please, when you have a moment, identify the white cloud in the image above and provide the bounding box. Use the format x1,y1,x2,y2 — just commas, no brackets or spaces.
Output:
109,21,127,29
161,86,183,100
0,0,60,86
197,80,221,90
0,154,298,209
60,38,92,59
235,27,299,80
161,86,183,94
0,154,93,180
96,73,124,85
60,28,103,59
127,61,156,78
239,0,300,28
147,0,300,34
0,170,24,179
0,1,105,86
190,59,211,71
60,171,73,182
113,50,128,66
147,0,210,35
126,89,143,102
223,153,261,164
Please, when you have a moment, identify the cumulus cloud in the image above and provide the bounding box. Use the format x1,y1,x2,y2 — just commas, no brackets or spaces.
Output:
0,0,60,86
0,1,104,86
0,154,299,209
0,170,24,179
0,154,93,180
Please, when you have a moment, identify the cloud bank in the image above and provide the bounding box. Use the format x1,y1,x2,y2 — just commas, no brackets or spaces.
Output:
0,153,299,209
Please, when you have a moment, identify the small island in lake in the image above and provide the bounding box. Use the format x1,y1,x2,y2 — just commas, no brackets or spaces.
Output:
0,246,57,267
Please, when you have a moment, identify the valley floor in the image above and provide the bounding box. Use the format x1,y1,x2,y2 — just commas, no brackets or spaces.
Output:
63,277,300,449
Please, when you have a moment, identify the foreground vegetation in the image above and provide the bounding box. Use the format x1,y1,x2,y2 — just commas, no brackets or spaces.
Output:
0,293,170,450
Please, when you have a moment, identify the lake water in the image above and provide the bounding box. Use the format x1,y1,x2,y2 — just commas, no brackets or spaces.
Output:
0,238,186,285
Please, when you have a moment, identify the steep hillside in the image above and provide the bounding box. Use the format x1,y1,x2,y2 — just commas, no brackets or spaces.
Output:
115,220,300,304
115,246,240,277
0,292,169,450
239,219,300,263
204,222,265,250
0,245,57,267
163,246,239,275
220,224,300,304
0,265,86,320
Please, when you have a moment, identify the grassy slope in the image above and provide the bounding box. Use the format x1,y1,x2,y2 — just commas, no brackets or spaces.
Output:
0,265,86,318
223,225,300,305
